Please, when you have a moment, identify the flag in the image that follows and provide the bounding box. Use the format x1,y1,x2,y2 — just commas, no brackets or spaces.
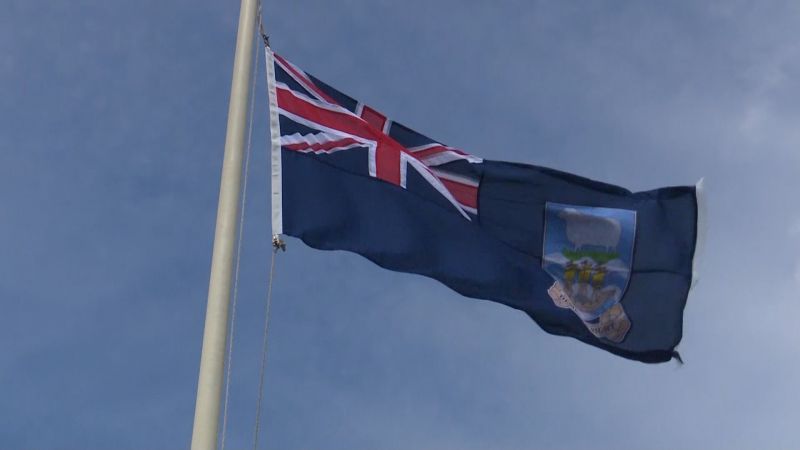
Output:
265,48,703,363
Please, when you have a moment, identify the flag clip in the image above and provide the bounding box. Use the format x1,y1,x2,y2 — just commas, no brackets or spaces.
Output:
272,235,286,252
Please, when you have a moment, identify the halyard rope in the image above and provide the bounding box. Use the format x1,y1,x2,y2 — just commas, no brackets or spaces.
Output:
251,4,285,446
219,27,261,450
252,241,280,450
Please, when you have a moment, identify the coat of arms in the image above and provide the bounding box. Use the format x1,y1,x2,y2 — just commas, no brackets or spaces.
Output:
542,203,637,343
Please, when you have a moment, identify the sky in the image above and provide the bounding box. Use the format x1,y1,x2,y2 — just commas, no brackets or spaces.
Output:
1,0,799,449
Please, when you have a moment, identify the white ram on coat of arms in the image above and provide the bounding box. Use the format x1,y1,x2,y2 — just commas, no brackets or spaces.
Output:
559,208,621,251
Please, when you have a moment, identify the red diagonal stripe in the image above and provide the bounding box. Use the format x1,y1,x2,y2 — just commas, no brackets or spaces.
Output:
274,53,339,105
440,178,478,209
284,137,362,153
278,88,378,141
413,145,449,159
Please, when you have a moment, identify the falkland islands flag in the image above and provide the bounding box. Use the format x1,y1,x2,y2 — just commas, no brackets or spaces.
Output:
265,48,703,363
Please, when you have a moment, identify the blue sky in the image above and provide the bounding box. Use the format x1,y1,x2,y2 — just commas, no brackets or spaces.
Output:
2,1,799,449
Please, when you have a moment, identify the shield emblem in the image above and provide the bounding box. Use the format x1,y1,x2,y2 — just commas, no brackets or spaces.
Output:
542,203,637,343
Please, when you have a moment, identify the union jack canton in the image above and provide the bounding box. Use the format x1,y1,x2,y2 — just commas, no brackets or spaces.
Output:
271,52,482,219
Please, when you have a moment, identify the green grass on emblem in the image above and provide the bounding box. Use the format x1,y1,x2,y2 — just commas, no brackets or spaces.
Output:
561,248,619,265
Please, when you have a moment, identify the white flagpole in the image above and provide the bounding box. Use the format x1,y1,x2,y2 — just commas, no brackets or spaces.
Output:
191,0,259,448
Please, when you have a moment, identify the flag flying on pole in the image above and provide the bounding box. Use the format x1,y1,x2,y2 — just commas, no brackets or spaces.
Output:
265,48,703,363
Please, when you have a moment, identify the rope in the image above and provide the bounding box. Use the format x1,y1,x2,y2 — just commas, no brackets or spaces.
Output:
219,28,261,450
257,0,270,47
252,242,281,450
252,7,285,444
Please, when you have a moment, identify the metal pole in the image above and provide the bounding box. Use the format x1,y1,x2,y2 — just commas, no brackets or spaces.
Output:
191,0,259,448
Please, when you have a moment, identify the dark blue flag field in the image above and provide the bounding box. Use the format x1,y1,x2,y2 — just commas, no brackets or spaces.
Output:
265,49,703,363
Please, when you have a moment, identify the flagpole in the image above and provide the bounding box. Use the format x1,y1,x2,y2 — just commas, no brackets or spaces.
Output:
191,0,259,448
